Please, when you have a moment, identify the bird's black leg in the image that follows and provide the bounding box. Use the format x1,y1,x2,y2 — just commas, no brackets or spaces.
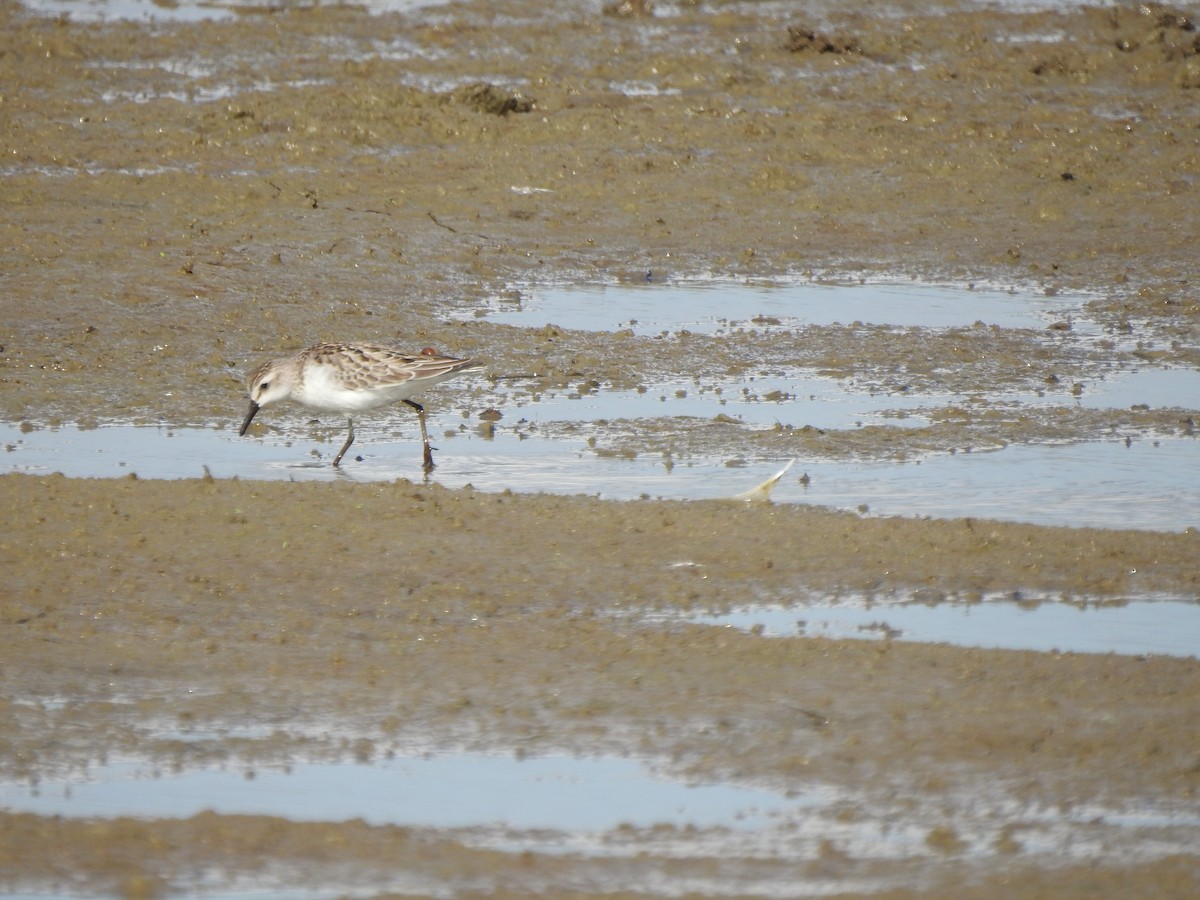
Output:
403,399,434,470
333,418,355,467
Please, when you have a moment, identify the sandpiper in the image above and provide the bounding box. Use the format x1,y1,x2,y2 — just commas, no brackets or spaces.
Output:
239,342,483,470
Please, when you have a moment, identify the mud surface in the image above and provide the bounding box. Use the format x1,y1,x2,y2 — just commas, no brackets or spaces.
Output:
2,0,1199,896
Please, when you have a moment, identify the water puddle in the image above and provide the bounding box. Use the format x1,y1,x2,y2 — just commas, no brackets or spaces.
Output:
3,423,1197,532
790,438,1198,532
0,753,802,835
495,374,957,432
1067,365,1200,411
3,748,1197,869
469,280,1083,334
493,365,1200,431
16,0,1098,26
19,0,436,23
667,595,1200,659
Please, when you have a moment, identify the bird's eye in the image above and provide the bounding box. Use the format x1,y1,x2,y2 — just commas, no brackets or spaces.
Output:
258,381,270,394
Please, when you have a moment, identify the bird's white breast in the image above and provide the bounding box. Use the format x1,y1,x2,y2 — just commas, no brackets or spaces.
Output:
293,362,411,412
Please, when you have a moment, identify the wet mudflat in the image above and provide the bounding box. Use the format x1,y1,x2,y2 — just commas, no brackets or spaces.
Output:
3,473,1200,898
2,0,1199,896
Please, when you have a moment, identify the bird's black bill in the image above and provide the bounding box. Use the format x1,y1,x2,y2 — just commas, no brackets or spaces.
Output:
239,401,260,436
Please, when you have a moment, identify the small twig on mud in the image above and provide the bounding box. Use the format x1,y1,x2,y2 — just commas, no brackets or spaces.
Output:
428,211,494,242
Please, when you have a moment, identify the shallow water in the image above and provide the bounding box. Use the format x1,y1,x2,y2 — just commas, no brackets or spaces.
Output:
18,0,434,23
18,0,1086,23
496,364,1200,430
4,747,1197,874
471,280,1086,334
667,595,1200,659
4,423,1196,532
0,753,800,834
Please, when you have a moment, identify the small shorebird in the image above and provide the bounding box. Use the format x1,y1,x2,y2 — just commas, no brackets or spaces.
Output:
239,342,484,470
